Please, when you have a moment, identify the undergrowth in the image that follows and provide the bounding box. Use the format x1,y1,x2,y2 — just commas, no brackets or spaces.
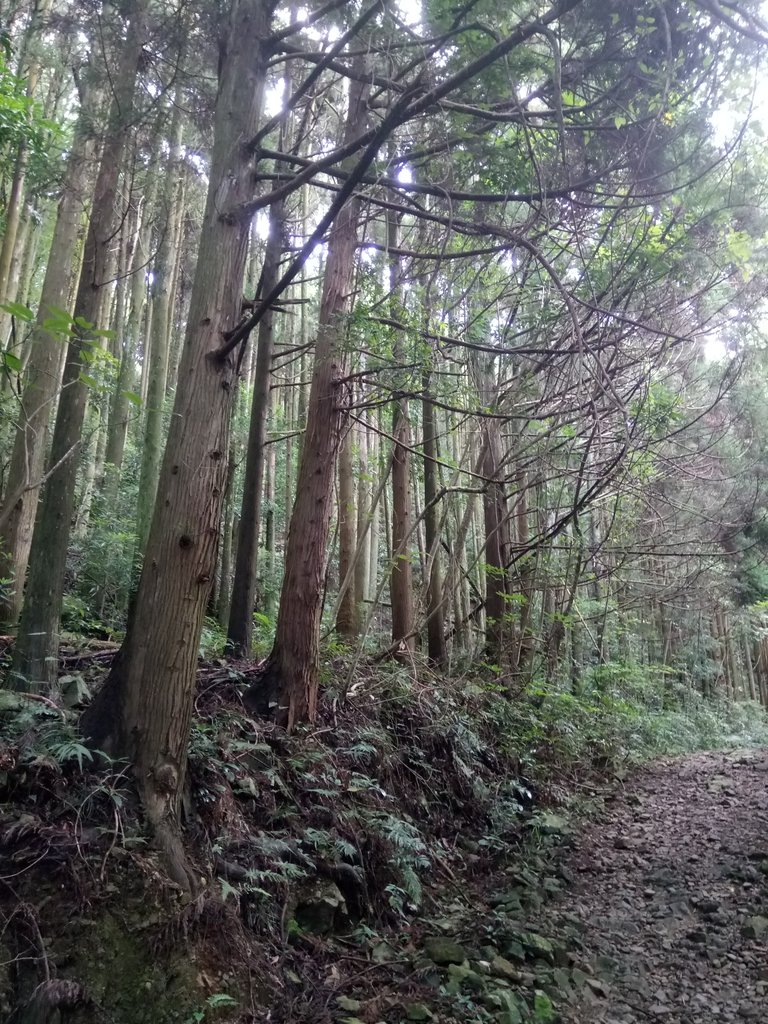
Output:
2,648,768,1022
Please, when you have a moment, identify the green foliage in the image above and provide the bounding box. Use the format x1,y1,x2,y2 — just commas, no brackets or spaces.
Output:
184,994,237,1024
0,696,106,774
0,53,60,176
199,617,228,659
507,666,768,776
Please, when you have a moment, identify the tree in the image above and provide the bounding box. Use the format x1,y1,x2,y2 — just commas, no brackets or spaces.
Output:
81,0,277,888
0,70,100,625
248,59,370,727
11,0,148,686
226,197,285,655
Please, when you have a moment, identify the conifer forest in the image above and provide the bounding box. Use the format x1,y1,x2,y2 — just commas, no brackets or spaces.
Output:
3,0,768,1021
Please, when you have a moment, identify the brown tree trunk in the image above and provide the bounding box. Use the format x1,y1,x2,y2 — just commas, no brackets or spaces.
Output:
11,1,148,689
354,415,371,613
135,100,186,554
103,163,158,480
481,424,511,666
388,211,415,656
335,425,358,636
0,0,55,354
512,470,534,677
390,397,415,654
226,199,284,655
422,365,445,665
0,77,99,626
80,0,274,889
246,66,369,729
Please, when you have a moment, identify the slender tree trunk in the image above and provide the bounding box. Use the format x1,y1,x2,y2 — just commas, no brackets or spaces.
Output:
354,414,371,612
80,0,274,889
744,633,758,702
422,365,445,665
335,425,358,636
481,425,511,666
0,0,51,339
135,101,185,554
227,200,284,654
11,0,148,688
367,418,380,614
0,77,100,627
388,212,415,656
1,207,30,352
264,435,276,618
512,470,534,676
246,65,369,728
103,166,157,479
217,428,239,629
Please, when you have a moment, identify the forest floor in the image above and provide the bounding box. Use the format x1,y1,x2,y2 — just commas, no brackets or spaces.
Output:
315,747,768,1024
3,659,768,1024
553,748,768,1024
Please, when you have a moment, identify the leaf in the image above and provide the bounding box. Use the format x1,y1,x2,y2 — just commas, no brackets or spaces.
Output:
3,351,22,371
122,390,143,406
206,994,236,1009
219,878,239,903
1,301,33,321
42,317,75,338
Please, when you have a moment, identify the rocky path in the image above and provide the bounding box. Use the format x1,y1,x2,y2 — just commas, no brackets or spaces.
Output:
558,749,768,1024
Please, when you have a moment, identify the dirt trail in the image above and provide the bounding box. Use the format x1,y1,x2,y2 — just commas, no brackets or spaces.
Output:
558,749,768,1023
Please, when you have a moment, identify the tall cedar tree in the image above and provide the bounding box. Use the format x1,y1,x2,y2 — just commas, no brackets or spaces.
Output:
81,0,276,889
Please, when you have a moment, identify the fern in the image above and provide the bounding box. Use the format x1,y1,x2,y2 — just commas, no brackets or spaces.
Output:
338,740,379,763
333,835,357,860
367,811,427,854
399,861,423,906
47,739,94,771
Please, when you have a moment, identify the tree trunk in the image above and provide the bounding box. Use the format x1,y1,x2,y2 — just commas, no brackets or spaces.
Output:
12,1,147,689
264,435,276,618
1,206,31,353
335,424,358,636
422,365,445,665
135,100,186,554
217,426,239,629
80,0,274,890
388,210,415,657
103,163,158,480
354,414,371,613
481,424,511,666
226,199,284,655
0,76,100,627
246,65,369,729
512,470,534,677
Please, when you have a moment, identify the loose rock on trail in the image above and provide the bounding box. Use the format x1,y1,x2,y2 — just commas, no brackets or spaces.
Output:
557,750,768,1024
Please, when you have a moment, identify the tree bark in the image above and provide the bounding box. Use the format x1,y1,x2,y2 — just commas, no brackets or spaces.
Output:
226,200,285,655
388,210,415,657
103,163,157,480
422,364,445,665
80,0,274,889
0,75,100,627
135,99,186,554
481,422,511,666
0,0,49,315
335,424,358,636
245,63,369,728
11,1,147,689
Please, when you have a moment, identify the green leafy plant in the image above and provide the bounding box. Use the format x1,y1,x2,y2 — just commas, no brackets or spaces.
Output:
184,993,237,1024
